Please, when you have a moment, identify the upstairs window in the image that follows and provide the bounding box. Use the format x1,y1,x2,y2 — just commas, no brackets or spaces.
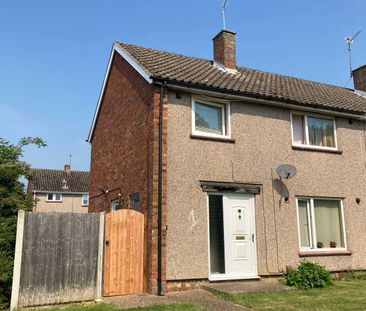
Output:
291,113,337,149
297,198,346,251
192,99,229,138
82,194,89,206
47,193,62,202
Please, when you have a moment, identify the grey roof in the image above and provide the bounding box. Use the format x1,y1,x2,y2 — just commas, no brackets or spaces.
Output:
30,168,89,193
116,42,366,114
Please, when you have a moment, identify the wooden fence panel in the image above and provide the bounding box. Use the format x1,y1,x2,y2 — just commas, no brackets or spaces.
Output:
17,212,102,307
103,209,144,296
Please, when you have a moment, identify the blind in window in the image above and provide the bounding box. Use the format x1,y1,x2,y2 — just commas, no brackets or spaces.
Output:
195,102,224,135
314,199,343,248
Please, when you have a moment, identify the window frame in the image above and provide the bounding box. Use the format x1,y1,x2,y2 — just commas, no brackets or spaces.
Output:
129,193,140,211
46,193,62,202
290,111,338,151
81,194,89,206
296,197,347,252
111,199,120,211
191,97,231,139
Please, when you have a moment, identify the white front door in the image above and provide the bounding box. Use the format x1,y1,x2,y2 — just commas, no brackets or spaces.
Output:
208,193,258,280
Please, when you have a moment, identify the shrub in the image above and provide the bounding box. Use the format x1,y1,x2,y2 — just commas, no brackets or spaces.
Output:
285,261,332,289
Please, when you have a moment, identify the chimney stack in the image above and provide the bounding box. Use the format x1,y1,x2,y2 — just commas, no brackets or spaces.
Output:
64,164,71,173
353,65,366,92
213,29,236,69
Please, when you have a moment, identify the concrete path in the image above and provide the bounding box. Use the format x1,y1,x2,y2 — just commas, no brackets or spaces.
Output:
105,289,249,310
105,280,289,310
169,289,248,311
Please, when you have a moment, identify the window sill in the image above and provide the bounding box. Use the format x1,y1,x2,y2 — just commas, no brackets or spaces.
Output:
292,145,342,154
190,134,235,143
299,250,352,257
46,201,62,203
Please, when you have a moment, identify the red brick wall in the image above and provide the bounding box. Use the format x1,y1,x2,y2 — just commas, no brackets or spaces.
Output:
353,65,366,91
213,30,236,69
88,51,167,294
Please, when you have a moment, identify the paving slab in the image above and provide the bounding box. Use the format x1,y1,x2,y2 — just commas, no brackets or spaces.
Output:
168,289,248,311
202,279,290,295
105,294,171,309
105,289,249,310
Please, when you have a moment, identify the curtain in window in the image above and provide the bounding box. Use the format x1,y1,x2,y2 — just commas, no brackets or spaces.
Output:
195,102,223,135
298,200,310,247
308,117,335,147
292,115,305,144
314,200,343,248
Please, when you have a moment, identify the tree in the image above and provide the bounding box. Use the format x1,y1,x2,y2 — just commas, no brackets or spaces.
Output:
0,137,46,309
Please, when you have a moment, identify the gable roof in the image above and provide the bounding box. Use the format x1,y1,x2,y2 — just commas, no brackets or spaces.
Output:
116,42,366,113
88,41,366,141
30,168,89,193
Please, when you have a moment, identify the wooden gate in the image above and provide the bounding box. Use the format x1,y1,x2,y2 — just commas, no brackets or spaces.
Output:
103,209,144,296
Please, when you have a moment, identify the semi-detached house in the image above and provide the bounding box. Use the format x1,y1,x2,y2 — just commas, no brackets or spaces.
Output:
88,29,366,294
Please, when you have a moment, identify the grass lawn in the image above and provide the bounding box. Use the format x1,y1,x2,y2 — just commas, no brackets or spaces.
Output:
220,279,366,311
32,302,205,311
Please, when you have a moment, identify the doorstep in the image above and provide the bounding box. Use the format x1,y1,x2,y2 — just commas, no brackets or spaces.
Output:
202,279,290,295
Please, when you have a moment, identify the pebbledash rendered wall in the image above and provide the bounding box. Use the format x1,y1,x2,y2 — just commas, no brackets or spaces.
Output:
166,90,366,281
33,193,88,213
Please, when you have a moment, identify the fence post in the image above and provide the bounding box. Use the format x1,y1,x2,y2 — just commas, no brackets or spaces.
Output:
10,210,25,310
96,212,105,299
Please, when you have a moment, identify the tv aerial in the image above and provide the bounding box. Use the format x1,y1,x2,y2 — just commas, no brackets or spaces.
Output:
276,164,297,180
222,0,229,29
345,30,361,78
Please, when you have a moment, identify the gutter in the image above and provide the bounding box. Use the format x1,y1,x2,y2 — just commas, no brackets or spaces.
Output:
152,78,366,120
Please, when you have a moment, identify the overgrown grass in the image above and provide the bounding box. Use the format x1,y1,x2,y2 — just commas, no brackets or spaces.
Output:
219,279,366,311
32,302,205,311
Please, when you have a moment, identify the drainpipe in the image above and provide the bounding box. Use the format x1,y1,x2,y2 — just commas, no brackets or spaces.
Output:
157,82,166,295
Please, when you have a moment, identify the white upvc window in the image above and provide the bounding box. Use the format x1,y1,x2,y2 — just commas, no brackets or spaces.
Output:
192,98,230,138
291,112,337,150
82,194,89,206
296,197,347,251
47,193,62,202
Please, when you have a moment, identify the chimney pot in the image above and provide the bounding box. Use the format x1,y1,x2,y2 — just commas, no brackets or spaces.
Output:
213,29,236,69
353,65,366,92
64,164,71,173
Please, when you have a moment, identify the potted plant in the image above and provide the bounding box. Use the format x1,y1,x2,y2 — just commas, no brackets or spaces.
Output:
330,241,337,248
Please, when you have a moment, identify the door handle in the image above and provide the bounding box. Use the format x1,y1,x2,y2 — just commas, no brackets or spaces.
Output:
251,233,255,242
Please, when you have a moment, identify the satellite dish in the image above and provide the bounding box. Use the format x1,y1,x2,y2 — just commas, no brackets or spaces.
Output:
276,164,297,180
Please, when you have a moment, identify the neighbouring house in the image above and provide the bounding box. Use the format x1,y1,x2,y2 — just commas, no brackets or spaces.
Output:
28,165,90,213
87,29,366,294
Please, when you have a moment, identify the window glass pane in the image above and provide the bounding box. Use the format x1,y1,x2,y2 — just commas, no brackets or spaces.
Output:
195,102,224,135
314,200,344,248
55,193,61,201
292,115,305,144
82,194,89,205
47,193,53,201
308,117,335,147
130,193,140,211
298,200,311,247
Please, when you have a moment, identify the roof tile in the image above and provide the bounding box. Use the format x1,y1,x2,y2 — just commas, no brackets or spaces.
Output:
116,42,366,113
30,168,89,193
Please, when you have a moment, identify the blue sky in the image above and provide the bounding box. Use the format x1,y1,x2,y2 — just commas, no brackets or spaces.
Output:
0,0,365,171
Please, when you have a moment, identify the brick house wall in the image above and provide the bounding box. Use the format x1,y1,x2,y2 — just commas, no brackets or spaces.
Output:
88,52,167,294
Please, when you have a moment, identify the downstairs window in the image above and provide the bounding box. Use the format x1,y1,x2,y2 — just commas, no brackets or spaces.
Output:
297,198,346,251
